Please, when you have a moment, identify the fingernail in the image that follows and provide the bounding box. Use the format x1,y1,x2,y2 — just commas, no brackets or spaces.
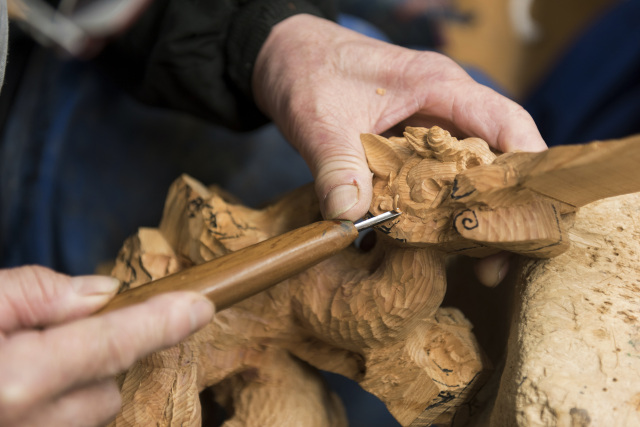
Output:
324,184,359,219
189,297,215,332
492,259,510,288
71,276,121,296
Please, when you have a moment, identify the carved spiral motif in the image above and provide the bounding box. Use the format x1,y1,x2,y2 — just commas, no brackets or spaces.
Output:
454,209,479,231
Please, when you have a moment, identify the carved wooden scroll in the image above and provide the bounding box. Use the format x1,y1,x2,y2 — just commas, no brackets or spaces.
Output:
108,127,640,426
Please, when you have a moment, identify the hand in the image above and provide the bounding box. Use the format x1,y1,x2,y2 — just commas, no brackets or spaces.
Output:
0,265,214,426
253,14,546,286
253,14,546,222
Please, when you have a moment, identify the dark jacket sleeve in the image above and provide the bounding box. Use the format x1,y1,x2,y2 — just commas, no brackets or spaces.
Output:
96,0,337,130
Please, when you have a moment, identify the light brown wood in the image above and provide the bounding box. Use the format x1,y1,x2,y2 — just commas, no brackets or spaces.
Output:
363,126,498,253
107,127,640,426
452,201,569,259
108,169,487,426
452,136,640,209
365,127,640,259
486,192,640,426
99,220,358,314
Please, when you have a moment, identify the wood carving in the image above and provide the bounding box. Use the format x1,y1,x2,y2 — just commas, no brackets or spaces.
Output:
108,127,640,426
109,176,487,426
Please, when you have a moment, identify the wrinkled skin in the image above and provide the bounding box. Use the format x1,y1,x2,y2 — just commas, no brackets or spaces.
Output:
0,10,547,426
253,14,546,222
0,266,213,427
253,14,546,285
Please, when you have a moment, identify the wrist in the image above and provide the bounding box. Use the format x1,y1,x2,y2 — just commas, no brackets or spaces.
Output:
252,14,390,127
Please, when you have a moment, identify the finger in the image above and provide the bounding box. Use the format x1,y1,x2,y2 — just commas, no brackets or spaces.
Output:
446,81,548,153
4,379,121,427
401,53,547,153
312,137,374,221
293,123,373,221
0,266,120,333
0,292,214,417
474,252,511,287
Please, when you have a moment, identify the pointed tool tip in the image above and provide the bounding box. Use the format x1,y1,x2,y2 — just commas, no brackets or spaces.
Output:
355,210,402,231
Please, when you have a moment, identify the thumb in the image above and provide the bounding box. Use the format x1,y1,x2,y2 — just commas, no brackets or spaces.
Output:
0,266,120,333
307,133,373,221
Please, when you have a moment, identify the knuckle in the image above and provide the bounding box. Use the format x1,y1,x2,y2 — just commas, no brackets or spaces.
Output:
503,99,529,117
3,266,66,327
317,146,365,168
28,265,63,300
409,51,468,83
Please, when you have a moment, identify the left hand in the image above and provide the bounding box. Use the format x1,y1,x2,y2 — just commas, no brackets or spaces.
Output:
253,14,546,223
0,266,214,426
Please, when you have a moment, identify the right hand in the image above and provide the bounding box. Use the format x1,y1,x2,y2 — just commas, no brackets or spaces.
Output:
253,15,547,287
0,265,214,426
253,14,547,224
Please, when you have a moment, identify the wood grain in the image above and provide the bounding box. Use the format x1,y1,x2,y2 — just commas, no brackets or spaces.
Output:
107,127,640,426
100,220,358,314
489,192,640,426
108,169,487,426
364,127,640,259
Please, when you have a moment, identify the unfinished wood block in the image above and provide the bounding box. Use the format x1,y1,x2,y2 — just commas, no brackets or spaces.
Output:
489,192,640,426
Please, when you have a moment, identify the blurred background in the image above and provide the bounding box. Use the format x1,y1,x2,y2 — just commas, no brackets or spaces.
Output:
1,0,638,425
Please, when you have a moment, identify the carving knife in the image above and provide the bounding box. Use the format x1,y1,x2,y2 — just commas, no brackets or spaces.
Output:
98,211,401,315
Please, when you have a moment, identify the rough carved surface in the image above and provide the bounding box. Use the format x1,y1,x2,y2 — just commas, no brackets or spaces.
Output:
363,127,588,259
108,127,640,426
109,127,499,426
488,192,640,426
109,178,487,425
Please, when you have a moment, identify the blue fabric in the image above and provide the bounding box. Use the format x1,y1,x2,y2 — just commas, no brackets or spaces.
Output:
338,14,391,42
0,49,312,274
524,0,640,146
0,16,402,426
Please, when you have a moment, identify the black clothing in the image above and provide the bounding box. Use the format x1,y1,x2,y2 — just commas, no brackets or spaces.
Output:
96,0,337,130
0,0,336,273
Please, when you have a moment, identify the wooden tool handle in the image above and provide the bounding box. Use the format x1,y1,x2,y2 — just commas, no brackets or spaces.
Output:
98,220,359,314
